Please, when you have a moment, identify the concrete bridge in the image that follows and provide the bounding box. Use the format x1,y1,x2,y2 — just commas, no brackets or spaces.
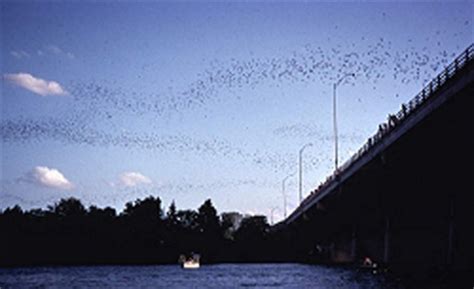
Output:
283,44,473,276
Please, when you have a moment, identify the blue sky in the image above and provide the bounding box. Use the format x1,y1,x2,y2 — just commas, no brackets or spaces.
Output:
1,1,472,222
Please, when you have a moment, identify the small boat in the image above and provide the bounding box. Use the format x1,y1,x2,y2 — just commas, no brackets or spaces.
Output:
179,253,200,269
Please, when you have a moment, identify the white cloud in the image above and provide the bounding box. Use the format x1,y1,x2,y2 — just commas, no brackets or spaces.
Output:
118,172,152,187
46,45,62,54
10,50,30,59
66,52,75,59
3,73,68,96
27,166,74,190
46,45,75,59
11,46,75,60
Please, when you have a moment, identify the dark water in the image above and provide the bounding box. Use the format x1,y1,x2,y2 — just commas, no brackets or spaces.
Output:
0,263,402,289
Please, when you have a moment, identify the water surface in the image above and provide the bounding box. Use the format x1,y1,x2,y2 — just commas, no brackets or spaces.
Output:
0,263,402,289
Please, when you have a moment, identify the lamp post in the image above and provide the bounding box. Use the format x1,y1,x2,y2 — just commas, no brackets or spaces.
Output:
270,207,278,225
333,73,355,170
298,143,313,204
282,173,294,218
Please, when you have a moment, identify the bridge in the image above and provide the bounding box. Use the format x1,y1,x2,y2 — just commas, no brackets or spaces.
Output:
281,44,473,277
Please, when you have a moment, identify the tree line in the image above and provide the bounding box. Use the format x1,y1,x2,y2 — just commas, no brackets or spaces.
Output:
0,196,292,266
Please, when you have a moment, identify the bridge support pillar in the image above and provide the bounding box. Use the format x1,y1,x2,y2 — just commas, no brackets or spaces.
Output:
383,217,390,264
330,242,335,261
351,225,357,261
447,197,454,265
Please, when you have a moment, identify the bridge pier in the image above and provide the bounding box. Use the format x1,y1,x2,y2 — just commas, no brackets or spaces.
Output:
351,224,357,261
383,217,390,264
329,242,335,261
447,197,454,265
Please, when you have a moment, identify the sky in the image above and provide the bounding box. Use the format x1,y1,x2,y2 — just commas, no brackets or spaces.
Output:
1,1,472,223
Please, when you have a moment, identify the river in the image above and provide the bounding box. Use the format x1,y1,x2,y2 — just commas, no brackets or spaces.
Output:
0,263,406,289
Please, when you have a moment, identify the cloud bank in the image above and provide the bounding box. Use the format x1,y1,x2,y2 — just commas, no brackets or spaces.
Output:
3,73,67,96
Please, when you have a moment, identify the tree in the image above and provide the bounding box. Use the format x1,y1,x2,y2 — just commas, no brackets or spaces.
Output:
235,215,269,242
122,196,162,221
88,205,116,219
221,212,243,240
234,215,271,261
196,199,222,262
0,195,283,266
176,209,199,231
166,200,178,228
49,197,86,217
4,205,23,216
197,199,220,235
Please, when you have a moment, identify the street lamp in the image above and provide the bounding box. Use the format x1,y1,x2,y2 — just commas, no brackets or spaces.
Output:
270,207,278,225
333,73,356,170
299,143,313,204
282,173,295,218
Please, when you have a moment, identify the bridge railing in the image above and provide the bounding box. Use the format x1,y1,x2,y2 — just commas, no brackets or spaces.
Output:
301,44,473,208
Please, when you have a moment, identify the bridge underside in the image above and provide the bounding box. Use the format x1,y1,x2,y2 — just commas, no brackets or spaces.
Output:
284,61,473,279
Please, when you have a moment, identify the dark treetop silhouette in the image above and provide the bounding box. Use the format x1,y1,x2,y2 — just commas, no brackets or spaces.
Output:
0,196,289,267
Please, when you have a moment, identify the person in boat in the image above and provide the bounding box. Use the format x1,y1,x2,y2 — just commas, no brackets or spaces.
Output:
363,256,373,267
